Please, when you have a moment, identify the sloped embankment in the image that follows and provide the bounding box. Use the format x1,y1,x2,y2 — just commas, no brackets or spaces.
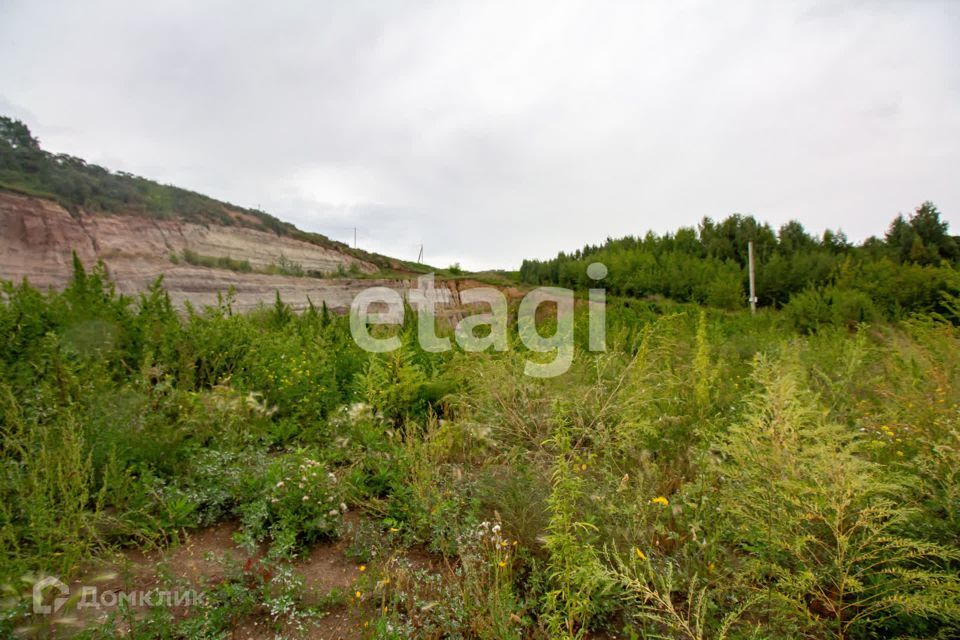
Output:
0,190,470,313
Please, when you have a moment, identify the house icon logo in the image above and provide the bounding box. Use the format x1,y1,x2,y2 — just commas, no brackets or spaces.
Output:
32,576,69,614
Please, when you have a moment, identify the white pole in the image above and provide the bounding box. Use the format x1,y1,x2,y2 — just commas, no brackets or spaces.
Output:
748,240,757,314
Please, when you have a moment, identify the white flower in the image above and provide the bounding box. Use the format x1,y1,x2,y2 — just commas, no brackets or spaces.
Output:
349,402,371,421
328,509,339,517
339,502,348,513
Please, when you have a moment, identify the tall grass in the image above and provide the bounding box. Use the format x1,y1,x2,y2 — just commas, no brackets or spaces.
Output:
2,259,960,638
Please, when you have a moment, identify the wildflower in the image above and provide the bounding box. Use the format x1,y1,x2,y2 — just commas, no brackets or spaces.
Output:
498,561,507,568
355,591,362,599
635,548,647,561
389,527,399,533
276,481,285,488
492,524,501,534
359,565,366,572
580,463,588,471
651,496,669,506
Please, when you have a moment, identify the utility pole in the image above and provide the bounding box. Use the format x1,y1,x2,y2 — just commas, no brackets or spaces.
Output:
748,240,757,314
417,244,423,264
353,227,357,249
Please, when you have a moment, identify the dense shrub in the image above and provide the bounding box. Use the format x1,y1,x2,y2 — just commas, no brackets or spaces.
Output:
520,203,959,319
3,257,960,639
784,286,877,333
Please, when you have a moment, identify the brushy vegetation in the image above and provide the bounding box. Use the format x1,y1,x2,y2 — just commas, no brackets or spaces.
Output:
2,253,960,639
520,203,960,326
177,249,253,273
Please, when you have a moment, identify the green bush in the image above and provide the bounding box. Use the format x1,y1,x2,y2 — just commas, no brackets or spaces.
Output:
180,248,252,273
715,357,960,638
784,286,877,333
4,253,960,638
237,452,346,558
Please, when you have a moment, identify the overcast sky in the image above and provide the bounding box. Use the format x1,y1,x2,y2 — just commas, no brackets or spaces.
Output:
1,0,958,270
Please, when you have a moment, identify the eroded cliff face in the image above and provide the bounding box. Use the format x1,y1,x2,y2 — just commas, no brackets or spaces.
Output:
0,190,468,314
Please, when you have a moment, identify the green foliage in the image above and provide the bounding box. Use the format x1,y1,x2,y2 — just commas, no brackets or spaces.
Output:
886,202,958,265
355,340,433,429
610,553,758,640
264,253,306,277
180,248,252,273
3,255,960,639
542,426,615,639
237,452,346,558
520,204,958,318
783,286,878,333
715,356,960,638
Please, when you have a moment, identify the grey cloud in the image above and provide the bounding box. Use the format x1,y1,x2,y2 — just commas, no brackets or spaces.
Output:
1,0,958,270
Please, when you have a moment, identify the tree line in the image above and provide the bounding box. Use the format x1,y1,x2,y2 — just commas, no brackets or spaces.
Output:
519,203,960,323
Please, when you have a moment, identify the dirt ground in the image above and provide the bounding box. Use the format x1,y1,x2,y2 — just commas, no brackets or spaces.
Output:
56,515,382,639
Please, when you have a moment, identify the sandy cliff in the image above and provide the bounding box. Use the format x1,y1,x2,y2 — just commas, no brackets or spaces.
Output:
0,191,468,313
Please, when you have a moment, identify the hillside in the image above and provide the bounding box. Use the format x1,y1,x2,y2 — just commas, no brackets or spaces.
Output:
0,117,383,261
0,116,452,311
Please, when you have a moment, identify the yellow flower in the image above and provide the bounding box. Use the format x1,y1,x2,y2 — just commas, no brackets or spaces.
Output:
389,527,399,532
498,561,507,568
355,591,362,599
359,565,366,572
635,548,647,561
580,463,588,471
651,496,669,507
